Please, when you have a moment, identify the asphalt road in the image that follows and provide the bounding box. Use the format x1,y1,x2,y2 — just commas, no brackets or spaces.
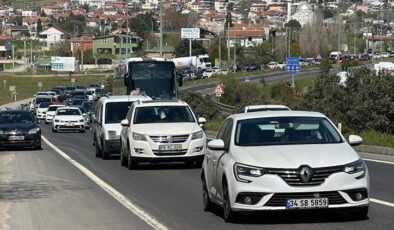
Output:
29,124,394,230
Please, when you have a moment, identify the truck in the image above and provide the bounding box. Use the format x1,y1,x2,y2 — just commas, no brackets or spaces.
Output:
172,54,212,71
120,57,183,99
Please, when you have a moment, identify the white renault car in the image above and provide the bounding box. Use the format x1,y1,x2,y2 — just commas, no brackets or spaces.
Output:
52,107,86,133
202,111,369,222
120,100,207,169
45,104,65,124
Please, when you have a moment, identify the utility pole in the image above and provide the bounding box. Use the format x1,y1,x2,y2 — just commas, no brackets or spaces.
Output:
227,22,230,68
380,10,383,61
159,0,163,57
125,0,129,58
12,40,15,76
189,38,192,57
24,38,27,71
288,28,291,58
233,29,236,69
81,36,84,71
218,36,221,69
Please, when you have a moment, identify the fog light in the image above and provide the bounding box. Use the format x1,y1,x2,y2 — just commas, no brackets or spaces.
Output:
134,148,144,154
356,193,363,201
244,197,252,205
195,146,204,152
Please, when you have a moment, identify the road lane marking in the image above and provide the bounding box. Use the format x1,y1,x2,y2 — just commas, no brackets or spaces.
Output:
370,198,394,208
363,158,394,165
42,136,168,230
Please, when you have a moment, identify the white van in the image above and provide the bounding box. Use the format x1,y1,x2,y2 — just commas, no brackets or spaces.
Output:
92,94,151,159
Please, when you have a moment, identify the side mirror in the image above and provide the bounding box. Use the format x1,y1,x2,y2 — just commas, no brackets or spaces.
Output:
207,139,226,150
120,119,129,127
198,117,207,124
349,135,363,146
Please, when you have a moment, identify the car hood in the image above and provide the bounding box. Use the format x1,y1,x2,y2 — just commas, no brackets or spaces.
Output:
0,123,37,131
37,108,48,112
231,143,360,168
133,123,200,136
54,115,84,121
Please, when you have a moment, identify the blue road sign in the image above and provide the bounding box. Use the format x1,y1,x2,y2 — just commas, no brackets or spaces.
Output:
287,57,300,73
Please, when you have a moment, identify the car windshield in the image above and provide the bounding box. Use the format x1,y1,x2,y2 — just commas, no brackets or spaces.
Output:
35,97,51,104
105,101,135,124
39,102,52,108
134,106,195,124
247,108,289,112
56,109,81,116
0,111,35,124
48,106,63,112
235,116,343,146
72,99,84,105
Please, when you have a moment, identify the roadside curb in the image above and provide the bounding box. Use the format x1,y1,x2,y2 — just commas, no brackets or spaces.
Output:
353,145,394,156
0,98,32,110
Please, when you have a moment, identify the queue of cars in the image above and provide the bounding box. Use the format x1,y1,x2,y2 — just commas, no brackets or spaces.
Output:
1,86,370,223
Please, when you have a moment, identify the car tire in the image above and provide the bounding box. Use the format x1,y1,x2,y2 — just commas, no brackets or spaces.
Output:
79,129,85,133
349,206,368,220
222,180,237,223
95,140,102,158
34,143,42,150
101,138,109,160
127,153,137,170
45,121,48,124
120,143,127,167
202,173,213,212
52,127,57,133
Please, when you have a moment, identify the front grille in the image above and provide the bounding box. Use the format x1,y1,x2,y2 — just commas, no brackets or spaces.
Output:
265,191,347,207
266,165,343,186
152,150,187,156
149,135,189,143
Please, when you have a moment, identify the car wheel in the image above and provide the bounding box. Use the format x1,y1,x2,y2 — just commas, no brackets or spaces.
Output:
222,180,237,223
349,206,368,220
79,129,85,133
202,173,213,212
120,143,127,167
34,143,42,150
127,153,137,170
45,121,48,124
52,127,57,133
95,140,102,158
185,160,195,168
101,138,108,160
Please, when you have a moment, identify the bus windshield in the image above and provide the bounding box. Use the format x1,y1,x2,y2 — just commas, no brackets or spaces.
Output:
128,62,176,99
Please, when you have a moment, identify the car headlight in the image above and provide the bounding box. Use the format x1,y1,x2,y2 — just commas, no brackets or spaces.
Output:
132,132,146,141
191,130,204,140
107,130,119,140
28,127,40,134
344,159,366,177
234,163,265,183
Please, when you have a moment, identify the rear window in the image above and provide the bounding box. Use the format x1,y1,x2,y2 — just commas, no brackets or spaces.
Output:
36,97,52,104
48,106,64,111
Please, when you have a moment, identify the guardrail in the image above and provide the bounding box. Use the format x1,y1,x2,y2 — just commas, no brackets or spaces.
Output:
214,101,237,115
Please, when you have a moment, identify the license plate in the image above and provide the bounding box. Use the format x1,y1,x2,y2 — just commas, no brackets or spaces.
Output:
159,144,182,151
286,198,328,209
9,136,25,141
66,123,75,126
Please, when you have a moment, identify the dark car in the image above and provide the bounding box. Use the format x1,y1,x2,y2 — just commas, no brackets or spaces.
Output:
0,110,41,149
71,99,85,106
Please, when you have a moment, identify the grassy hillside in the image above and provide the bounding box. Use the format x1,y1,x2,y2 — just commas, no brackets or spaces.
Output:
13,0,59,7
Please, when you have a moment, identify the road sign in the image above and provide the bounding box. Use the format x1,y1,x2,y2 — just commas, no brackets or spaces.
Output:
51,56,76,72
286,57,300,73
71,78,75,83
216,93,222,97
214,84,224,97
181,28,200,39
9,85,15,92
38,82,42,87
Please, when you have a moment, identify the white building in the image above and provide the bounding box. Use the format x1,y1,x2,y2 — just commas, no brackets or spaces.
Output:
22,10,38,17
74,0,117,8
39,27,66,49
291,3,315,27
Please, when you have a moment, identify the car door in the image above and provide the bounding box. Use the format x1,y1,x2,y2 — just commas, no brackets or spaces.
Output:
212,119,233,199
121,105,134,154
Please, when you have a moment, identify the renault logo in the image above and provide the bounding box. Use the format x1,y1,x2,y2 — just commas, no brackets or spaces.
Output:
166,136,174,143
300,166,313,183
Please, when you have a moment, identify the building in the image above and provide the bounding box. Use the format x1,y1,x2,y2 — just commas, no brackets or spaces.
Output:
226,24,267,48
6,26,29,37
39,26,67,49
0,35,12,59
71,36,93,55
291,3,315,27
22,10,38,17
92,34,139,63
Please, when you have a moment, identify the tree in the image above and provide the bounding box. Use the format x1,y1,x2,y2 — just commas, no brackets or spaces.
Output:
13,16,23,26
50,41,71,56
81,3,89,13
163,8,198,31
37,19,43,33
225,12,233,29
285,19,301,31
227,2,234,11
174,39,207,57
179,93,219,120
129,13,156,38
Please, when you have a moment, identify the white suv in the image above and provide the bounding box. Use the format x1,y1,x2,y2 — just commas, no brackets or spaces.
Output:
120,100,207,169
202,111,369,222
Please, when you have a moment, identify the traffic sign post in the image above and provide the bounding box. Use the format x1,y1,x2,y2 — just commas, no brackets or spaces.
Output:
71,78,75,87
38,82,42,91
214,84,224,102
286,57,300,88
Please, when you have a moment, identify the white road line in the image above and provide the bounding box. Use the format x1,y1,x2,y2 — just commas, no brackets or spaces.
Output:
363,158,394,165
370,198,394,208
42,136,168,230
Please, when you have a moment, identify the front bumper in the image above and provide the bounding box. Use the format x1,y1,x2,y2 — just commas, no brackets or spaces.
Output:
103,139,120,154
129,137,206,161
0,134,41,148
227,170,369,211
53,122,85,131
36,112,46,119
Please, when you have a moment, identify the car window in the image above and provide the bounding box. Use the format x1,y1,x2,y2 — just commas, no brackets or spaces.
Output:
222,119,233,148
105,101,135,124
235,116,343,146
216,119,230,140
134,106,195,124
56,109,81,116
48,106,63,111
